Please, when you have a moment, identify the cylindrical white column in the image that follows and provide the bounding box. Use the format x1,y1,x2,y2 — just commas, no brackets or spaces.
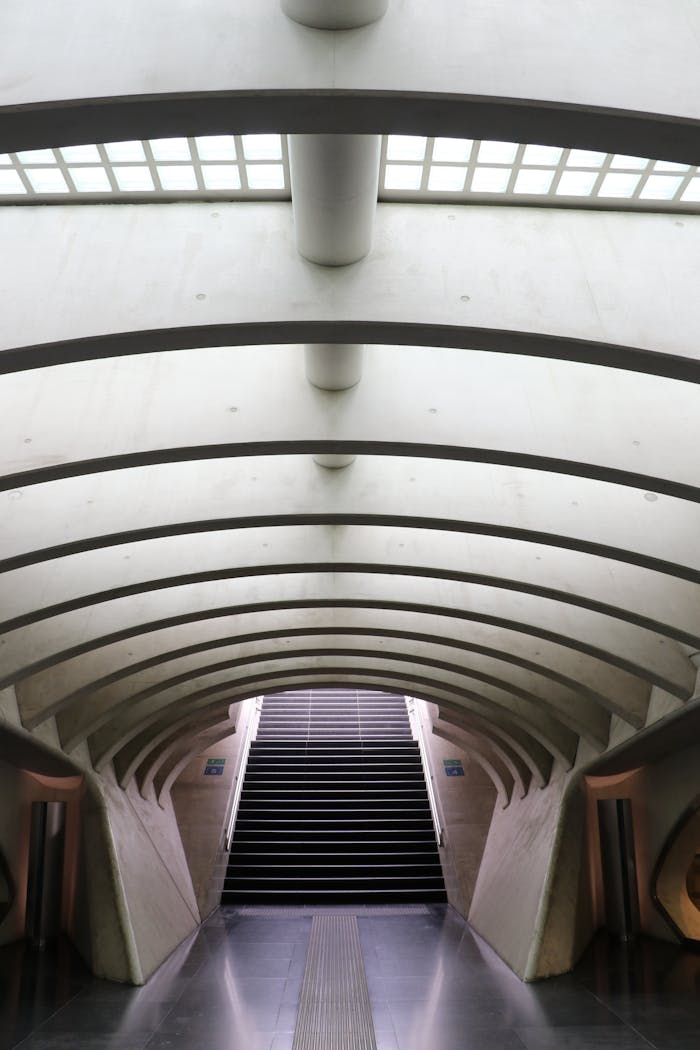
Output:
313,452,356,469
305,344,364,390
281,0,388,30
288,134,380,266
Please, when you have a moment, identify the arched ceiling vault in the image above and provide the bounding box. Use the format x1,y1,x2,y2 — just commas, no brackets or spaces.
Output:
2,1,700,799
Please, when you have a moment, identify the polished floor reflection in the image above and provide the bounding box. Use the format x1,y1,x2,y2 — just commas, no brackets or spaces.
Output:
1,906,700,1049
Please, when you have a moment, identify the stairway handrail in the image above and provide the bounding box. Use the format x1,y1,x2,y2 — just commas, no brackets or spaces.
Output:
225,696,263,851
405,696,443,847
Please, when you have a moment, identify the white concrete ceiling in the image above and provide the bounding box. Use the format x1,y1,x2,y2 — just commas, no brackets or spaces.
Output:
1,0,699,804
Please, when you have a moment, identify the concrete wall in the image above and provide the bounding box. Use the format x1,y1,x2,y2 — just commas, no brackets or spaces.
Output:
416,702,497,918
172,715,250,918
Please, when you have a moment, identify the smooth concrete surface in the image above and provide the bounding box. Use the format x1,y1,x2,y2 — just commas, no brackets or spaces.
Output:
3,0,700,164
418,703,498,917
3,908,700,1049
2,207,700,373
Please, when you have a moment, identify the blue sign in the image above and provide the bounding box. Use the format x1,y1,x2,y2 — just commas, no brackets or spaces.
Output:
445,766,464,777
204,766,224,776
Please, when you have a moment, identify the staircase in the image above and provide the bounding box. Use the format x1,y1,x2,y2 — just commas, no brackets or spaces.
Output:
222,690,446,903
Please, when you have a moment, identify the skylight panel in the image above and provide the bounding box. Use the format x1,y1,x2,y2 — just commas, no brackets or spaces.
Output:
150,138,191,162
477,141,518,164
69,167,112,193
384,164,423,191
639,175,684,201
681,178,700,202
156,165,198,191
566,149,607,168
1,132,698,212
432,138,472,163
196,136,237,161
242,135,282,160
610,154,649,170
513,168,555,195
0,170,25,194
201,165,241,190
25,168,69,193
654,160,690,173
386,136,427,162
16,149,55,165
598,172,641,198
60,144,101,163
427,166,467,192
105,141,146,162
522,144,563,165
113,166,155,192
246,164,285,189
471,167,512,193
555,170,598,196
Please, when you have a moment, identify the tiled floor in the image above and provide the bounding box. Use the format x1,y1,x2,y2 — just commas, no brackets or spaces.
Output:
1,906,700,1049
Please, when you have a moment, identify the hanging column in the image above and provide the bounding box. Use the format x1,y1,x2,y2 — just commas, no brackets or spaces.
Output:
283,1,387,466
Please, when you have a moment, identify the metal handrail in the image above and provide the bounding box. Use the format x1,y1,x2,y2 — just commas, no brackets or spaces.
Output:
225,696,263,850
405,696,443,847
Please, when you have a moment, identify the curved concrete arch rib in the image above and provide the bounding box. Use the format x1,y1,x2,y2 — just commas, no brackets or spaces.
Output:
2,0,700,162
432,721,516,807
4,577,674,720
102,669,553,791
86,650,578,776
1,208,700,377
4,525,700,653
57,638,607,753
155,722,241,809
50,621,615,752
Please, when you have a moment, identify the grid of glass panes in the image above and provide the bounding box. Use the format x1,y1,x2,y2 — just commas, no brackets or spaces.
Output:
380,136,700,208
2,132,700,210
0,135,290,201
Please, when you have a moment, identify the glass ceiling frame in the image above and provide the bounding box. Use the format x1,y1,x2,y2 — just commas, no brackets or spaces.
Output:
1,133,699,213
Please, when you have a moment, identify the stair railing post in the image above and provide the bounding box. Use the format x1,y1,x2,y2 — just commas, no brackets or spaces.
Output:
405,696,444,847
225,696,263,850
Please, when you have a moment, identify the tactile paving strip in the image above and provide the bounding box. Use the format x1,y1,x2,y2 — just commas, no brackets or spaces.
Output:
292,914,377,1050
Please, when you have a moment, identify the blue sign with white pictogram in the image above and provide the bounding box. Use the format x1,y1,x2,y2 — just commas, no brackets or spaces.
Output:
445,766,464,776
204,766,224,776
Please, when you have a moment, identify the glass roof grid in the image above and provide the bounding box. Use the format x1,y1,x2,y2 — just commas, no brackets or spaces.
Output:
420,138,435,193
142,139,163,194
97,144,120,194
504,143,527,194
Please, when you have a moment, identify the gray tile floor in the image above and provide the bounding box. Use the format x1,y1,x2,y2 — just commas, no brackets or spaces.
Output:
2,906,700,1049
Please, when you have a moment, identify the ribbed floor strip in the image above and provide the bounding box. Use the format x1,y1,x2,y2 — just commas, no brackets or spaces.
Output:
292,915,377,1050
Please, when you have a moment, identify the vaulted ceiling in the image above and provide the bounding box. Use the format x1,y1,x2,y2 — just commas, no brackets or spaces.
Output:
1,0,699,805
